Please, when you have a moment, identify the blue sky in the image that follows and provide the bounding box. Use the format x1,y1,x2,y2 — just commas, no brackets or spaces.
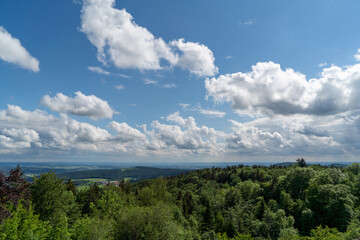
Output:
1,0,360,163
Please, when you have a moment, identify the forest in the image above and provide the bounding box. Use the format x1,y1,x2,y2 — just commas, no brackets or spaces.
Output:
1,160,360,240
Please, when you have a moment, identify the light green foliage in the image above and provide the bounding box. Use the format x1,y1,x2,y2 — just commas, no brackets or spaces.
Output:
48,214,71,240
310,168,348,185
237,180,262,201
217,232,254,240
0,204,48,240
305,226,343,240
278,227,301,240
279,191,293,213
71,216,113,240
137,177,170,206
113,204,186,240
342,220,360,240
253,209,294,239
345,163,360,176
95,187,124,218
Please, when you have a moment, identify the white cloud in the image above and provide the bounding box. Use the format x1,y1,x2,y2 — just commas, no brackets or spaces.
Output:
227,120,289,154
41,91,116,120
0,128,41,149
239,19,256,26
114,84,124,90
80,0,217,76
0,105,142,153
108,121,146,142
0,26,39,72
0,105,223,156
170,39,218,77
318,62,327,67
144,112,222,154
162,83,177,88
116,73,131,78
206,61,360,117
199,109,226,118
180,103,226,118
226,115,341,155
88,66,110,75
143,78,158,85
354,49,360,61
225,56,233,60
0,103,359,159
81,0,175,70
61,116,112,143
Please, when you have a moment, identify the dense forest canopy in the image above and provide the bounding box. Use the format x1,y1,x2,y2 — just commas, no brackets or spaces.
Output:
1,160,360,239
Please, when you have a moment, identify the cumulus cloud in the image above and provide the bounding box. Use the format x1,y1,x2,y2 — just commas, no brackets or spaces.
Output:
170,39,218,77
0,103,360,158
206,61,360,117
0,128,41,149
0,105,144,153
108,121,146,142
227,120,289,154
0,105,224,156
226,116,340,155
80,0,217,76
41,91,116,120
143,112,222,154
0,26,39,72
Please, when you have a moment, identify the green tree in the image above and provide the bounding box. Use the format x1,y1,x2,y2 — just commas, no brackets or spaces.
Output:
31,172,78,222
306,226,343,240
257,209,294,240
296,158,307,168
0,165,31,221
0,203,49,240
280,167,315,200
113,204,185,240
65,179,77,196
70,216,113,240
306,184,355,232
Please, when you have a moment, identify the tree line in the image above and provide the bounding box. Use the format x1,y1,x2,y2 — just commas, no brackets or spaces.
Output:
1,160,360,239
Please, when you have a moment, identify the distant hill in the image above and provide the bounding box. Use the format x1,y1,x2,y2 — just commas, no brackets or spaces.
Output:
272,162,296,167
57,166,190,183
272,162,349,168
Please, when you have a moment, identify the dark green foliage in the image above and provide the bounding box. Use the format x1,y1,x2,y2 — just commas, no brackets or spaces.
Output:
306,184,355,232
76,183,101,215
0,165,31,222
254,197,266,219
66,178,77,196
280,167,315,200
296,158,307,167
1,163,360,239
31,172,78,223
